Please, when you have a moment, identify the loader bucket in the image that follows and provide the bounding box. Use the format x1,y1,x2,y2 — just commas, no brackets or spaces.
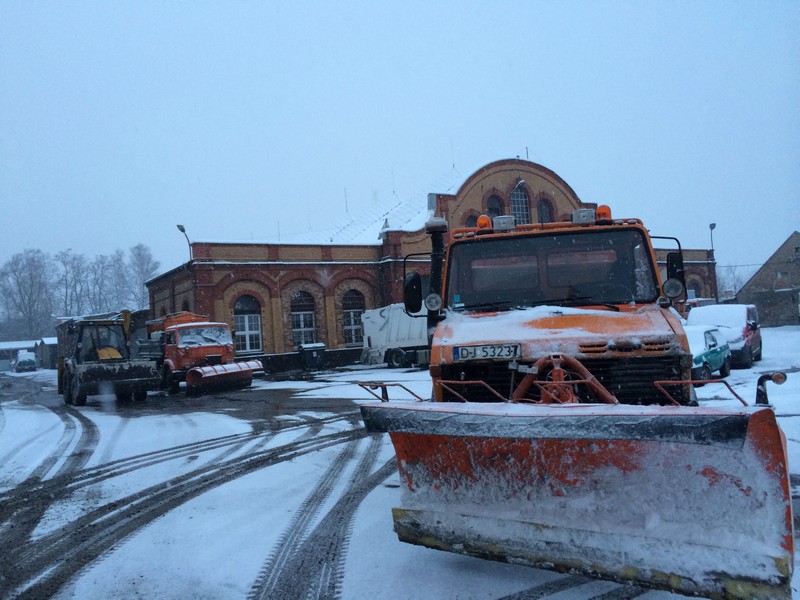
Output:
360,402,794,599
184,360,262,394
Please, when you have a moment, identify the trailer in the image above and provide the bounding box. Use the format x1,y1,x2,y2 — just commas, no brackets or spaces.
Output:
360,304,428,368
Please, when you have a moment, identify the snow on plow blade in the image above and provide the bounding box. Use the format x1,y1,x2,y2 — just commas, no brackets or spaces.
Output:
360,402,794,599
184,360,262,393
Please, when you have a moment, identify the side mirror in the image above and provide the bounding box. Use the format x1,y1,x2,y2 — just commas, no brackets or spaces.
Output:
404,272,423,314
666,252,685,281
748,321,758,331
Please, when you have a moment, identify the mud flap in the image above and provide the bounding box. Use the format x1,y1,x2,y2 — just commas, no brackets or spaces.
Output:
361,403,794,599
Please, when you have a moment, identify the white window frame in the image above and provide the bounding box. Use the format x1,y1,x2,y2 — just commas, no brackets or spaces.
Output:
234,313,262,353
291,311,316,347
511,187,530,225
343,308,363,345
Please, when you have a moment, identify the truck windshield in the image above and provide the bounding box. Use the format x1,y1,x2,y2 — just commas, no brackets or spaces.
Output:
178,326,232,347
81,325,130,359
446,229,659,311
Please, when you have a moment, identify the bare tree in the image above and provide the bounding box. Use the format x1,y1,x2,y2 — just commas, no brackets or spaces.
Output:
85,254,114,313
717,265,756,299
54,250,88,317
0,249,55,339
110,249,131,309
127,244,160,309
0,243,162,336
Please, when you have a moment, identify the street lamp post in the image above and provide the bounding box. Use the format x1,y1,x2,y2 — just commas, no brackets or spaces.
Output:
709,223,717,302
177,224,192,261
709,223,716,253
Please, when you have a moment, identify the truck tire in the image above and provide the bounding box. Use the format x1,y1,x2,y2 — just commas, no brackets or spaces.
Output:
64,374,74,405
73,378,87,407
387,348,406,369
163,367,180,394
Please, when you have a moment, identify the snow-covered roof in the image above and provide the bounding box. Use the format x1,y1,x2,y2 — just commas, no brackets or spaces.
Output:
0,340,39,351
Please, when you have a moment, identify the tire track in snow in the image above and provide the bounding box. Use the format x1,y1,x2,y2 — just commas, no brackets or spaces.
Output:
3,426,368,599
0,386,100,588
247,436,362,600
496,576,648,599
253,434,393,600
0,411,358,520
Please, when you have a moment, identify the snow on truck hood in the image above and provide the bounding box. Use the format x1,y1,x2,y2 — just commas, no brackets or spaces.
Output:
435,304,683,356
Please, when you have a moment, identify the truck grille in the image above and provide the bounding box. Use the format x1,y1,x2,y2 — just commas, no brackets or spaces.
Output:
439,356,691,406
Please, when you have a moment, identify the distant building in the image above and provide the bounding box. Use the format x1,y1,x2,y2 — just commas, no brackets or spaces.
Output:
146,158,717,357
0,340,38,371
735,231,800,326
35,337,58,369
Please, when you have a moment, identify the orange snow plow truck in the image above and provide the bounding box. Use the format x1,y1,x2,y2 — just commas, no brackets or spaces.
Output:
144,312,262,394
360,207,793,599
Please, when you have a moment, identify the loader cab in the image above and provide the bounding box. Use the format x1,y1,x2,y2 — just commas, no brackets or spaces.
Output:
77,323,129,362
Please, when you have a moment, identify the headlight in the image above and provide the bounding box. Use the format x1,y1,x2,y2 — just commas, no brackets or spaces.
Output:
425,293,443,311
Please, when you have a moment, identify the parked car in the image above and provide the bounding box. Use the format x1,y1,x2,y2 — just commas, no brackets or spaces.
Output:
685,304,762,368
14,350,37,372
683,325,732,384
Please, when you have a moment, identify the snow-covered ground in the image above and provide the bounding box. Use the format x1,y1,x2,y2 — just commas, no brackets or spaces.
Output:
0,326,798,599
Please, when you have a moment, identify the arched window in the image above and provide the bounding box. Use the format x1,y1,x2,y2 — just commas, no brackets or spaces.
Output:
511,186,530,225
465,215,478,228
342,290,365,345
537,197,554,223
291,291,316,348
234,295,262,353
486,195,504,218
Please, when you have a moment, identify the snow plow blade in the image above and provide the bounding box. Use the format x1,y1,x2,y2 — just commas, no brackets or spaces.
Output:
184,360,262,394
361,402,794,599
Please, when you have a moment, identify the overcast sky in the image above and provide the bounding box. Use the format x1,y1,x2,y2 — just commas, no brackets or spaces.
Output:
2,1,798,279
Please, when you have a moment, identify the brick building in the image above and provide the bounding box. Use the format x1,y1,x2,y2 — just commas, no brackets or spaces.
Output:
735,231,800,326
147,159,718,357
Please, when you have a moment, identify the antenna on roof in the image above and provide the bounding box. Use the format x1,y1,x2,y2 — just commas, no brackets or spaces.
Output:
344,187,352,220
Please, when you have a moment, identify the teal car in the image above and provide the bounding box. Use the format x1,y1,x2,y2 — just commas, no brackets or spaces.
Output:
684,325,732,384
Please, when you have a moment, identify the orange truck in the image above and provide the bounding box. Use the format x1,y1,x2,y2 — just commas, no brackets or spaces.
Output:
144,312,261,394
360,206,793,598
405,206,695,406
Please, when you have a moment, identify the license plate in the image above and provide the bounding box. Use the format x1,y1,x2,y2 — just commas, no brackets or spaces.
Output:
453,344,521,361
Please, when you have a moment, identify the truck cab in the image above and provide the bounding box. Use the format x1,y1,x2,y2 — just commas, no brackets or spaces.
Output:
405,207,694,405
146,312,235,393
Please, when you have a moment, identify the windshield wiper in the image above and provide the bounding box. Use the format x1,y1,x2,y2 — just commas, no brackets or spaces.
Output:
458,300,520,312
532,297,620,312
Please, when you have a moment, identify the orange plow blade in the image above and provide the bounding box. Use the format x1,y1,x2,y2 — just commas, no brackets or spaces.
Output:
361,402,793,599
185,360,262,394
